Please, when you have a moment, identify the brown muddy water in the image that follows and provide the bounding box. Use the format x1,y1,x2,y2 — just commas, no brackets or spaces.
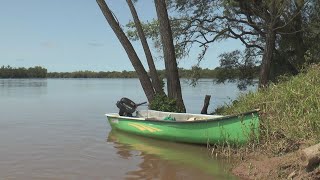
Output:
0,79,255,179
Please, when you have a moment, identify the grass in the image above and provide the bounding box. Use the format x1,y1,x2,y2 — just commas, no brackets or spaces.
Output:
219,64,320,155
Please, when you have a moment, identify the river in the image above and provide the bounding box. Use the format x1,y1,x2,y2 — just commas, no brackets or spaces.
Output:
0,79,255,179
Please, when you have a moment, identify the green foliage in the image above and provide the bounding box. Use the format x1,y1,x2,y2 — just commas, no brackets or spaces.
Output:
126,18,188,59
126,19,159,41
219,64,320,155
0,65,47,78
303,1,320,65
126,0,320,90
216,49,260,90
149,94,181,112
212,105,228,115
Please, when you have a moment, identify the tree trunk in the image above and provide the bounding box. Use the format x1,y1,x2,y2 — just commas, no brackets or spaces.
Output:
293,4,306,71
300,143,320,171
96,0,155,102
259,0,277,88
126,0,165,95
154,0,186,112
259,29,276,88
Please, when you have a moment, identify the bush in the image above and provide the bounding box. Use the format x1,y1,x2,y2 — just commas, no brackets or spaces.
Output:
149,94,181,112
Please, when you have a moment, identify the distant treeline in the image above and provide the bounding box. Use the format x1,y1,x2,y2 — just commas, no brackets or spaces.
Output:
0,65,47,78
0,65,259,79
47,69,219,78
47,70,138,78
48,68,259,79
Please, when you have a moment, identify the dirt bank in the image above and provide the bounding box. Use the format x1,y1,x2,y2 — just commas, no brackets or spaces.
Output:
232,151,320,179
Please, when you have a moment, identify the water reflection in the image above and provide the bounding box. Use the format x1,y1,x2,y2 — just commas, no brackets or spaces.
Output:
107,130,236,180
0,79,47,87
0,79,47,97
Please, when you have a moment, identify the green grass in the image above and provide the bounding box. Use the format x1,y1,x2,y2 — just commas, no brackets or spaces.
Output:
220,64,320,155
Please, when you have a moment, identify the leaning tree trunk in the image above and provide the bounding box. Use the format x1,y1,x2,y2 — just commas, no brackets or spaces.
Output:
259,28,276,88
154,0,186,112
127,0,165,95
97,0,155,102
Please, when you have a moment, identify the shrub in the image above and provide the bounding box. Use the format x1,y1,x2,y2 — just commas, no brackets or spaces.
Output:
149,94,181,112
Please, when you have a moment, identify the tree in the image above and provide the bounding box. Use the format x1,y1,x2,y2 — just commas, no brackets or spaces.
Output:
126,0,164,95
171,0,311,87
304,0,320,64
154,0,186,112
96,0,186,112
126,0,313,89
96,0,156,103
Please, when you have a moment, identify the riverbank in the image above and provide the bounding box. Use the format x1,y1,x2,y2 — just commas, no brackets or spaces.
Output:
218,64,320,179
232,147,320,179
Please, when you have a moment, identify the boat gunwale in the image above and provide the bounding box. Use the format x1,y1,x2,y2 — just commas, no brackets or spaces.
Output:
105,109,260,124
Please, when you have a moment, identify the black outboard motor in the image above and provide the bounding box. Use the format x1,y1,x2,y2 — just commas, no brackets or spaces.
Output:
116,97,146,117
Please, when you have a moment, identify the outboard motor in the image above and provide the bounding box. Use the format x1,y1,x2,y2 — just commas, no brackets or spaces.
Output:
116,97,146,117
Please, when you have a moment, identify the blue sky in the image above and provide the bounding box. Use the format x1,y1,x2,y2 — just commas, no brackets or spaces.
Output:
0,0,242,72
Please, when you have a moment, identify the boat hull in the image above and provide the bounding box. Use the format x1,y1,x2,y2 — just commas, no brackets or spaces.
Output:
106,110,259,145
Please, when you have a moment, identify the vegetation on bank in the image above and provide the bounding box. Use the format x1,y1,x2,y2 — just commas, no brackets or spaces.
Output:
0,65,47,78
0,65,259,80
218,64,320,155
126,1,320,89
47,70,138,78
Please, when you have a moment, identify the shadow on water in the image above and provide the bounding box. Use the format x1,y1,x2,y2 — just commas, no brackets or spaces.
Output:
107,130,237,180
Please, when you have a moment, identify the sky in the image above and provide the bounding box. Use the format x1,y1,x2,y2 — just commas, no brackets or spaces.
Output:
0,0,242,72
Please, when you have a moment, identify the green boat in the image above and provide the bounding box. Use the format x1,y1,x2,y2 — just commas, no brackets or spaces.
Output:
106,109,259,145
